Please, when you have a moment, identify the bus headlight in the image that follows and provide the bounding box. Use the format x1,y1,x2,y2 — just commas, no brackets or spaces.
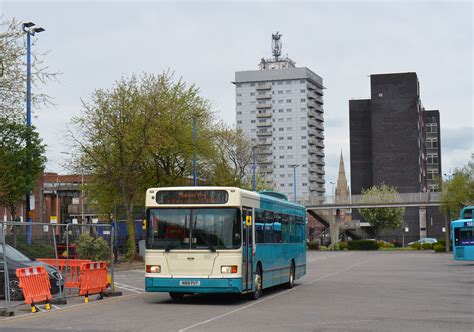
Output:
221,265,238,274
146,265,161,273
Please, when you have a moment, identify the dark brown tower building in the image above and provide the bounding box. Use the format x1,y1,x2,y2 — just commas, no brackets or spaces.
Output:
349,72,443,242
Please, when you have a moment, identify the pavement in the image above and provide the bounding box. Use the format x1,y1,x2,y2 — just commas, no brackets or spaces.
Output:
0,251,472,331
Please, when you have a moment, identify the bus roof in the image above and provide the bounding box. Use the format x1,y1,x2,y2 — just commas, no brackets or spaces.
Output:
145,186,305,210
452,219,474,227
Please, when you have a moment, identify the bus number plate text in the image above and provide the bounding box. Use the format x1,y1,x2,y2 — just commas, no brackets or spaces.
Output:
180,280,200,286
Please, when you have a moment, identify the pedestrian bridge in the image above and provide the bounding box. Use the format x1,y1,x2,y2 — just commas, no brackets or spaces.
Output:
303,192,441,210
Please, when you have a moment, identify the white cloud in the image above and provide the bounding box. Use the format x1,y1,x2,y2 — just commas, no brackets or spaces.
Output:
2,1,471,192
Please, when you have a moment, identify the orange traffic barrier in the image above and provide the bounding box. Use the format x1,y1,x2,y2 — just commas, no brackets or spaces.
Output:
79,261,108,303
16,266,52,313
37,258,92,289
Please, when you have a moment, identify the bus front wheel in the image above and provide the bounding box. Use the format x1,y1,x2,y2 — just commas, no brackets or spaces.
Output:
169,292,185,300
249,265,263,300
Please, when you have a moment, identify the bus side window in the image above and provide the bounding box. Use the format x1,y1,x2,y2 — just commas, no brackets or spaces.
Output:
256,210,265,243
264,211,274,243
281,214,289,243
296,216,304,243
274,213,282,243
289,215,296,243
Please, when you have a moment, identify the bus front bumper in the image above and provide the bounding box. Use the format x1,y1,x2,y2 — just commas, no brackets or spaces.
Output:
145,277,242,294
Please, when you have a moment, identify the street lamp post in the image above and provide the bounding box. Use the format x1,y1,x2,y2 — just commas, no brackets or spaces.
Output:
289,165,299,203
192,118,197,186
61,152,84,224
252,146,257,192
22,22,45,245
443,172,452,252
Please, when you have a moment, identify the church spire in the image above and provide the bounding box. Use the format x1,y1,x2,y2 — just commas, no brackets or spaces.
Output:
335,150,350,197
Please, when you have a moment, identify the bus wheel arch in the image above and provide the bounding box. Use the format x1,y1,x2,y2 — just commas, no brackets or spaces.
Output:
249,262,263,300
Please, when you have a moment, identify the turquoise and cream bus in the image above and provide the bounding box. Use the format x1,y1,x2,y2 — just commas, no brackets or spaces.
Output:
144,187,306,300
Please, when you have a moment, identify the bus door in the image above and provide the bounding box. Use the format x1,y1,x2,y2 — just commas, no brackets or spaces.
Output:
242,207,253,292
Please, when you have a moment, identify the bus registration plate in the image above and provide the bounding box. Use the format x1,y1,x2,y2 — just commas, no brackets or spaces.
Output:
180,280,200,286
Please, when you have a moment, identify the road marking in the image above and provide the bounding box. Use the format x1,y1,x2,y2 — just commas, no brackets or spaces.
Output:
0,293,142,323
130,269,144,273
114,282,145,293
178,255,372,332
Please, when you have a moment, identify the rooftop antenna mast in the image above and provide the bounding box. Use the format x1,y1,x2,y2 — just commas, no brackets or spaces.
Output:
272,32,282,60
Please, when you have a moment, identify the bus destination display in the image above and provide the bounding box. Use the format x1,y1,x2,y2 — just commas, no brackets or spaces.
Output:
156,190,229,204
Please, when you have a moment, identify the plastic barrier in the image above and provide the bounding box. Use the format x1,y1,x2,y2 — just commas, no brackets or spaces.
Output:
79,262,108,302
37,258,92,289
16,266,52,313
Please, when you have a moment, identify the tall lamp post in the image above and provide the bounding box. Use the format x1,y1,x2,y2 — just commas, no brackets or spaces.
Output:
252,146,257,192
443,172,452,251
289,165,299,203
192,118,197,186
22,22,45,245
61,152,84,224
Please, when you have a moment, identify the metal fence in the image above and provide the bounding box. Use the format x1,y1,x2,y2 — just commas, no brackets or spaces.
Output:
304,192,442,208
0,221,118,315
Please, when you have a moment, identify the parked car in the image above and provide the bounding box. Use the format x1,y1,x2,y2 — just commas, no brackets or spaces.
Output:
0,244,63,301
408,238,438,246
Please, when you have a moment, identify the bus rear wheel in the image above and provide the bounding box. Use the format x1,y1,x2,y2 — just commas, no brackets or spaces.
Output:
169,292,185,300
249,265,262,300
286,262,295,289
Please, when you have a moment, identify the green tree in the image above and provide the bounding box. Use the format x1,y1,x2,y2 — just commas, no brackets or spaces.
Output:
142,74,215,187
205,125,252,187
440,161,474,219
71,75,154,259
204,125,274,191
0,18,59,123
0,117,46,221
358,184,405,239
70,73,215,259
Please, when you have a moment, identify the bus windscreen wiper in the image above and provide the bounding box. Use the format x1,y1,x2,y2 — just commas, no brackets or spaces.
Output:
199,234,216,252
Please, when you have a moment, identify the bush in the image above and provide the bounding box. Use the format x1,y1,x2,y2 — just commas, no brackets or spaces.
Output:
411,242,421,250
347,240,378,250
76,234,110,261
15,241,55,259
319,246,328,251
392,241,403,248
339,241,348,250
437,240,446,247
307,242,319,250
434,244,446,253
422,243,433,250
377,240,395,249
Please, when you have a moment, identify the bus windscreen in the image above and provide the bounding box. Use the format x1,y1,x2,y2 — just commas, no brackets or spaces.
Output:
146,208,241,250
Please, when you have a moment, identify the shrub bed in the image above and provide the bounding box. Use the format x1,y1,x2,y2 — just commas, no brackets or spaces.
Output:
433,244,446,253
13,241,56,259
307,242,319,250
347,240,378,250
437,240,446,247
411,242,421,250
422,243,433,250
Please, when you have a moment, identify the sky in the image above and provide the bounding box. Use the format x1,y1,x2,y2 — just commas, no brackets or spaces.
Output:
1,1,473,191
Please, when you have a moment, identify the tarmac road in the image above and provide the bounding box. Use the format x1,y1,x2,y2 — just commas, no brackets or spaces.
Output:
0,251,472,332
